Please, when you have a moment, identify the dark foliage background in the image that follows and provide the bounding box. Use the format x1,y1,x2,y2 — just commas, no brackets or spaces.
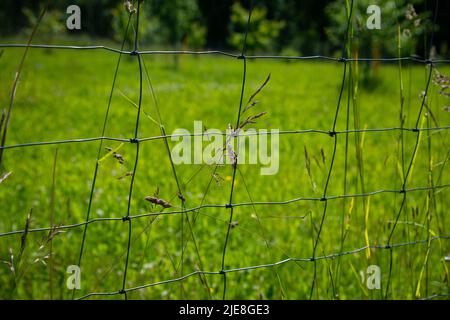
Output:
0,0,449,56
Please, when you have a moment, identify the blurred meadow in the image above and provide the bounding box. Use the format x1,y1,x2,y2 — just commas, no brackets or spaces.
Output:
0,0,449,300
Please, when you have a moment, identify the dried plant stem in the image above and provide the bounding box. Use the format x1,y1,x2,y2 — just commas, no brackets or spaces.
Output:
49,148,58,299
0,5,47,168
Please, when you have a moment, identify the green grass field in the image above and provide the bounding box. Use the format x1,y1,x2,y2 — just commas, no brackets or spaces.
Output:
0,42,449,299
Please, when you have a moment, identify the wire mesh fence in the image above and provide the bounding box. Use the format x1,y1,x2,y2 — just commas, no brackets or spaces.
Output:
0,0,449,300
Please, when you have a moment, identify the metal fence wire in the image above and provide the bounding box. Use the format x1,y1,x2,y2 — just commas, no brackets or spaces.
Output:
0,0,449,300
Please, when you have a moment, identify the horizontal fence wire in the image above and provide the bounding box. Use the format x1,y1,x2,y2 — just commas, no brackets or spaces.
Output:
0,183,449,238
1,43,450,63
76,235,450,300
0,0,449,300
1,126,449,151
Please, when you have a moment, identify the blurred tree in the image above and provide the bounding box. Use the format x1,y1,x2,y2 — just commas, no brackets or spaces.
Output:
327,0,430,56
111,0,206,66
228,2,285,53
262,0,332,55
326,0,431,84
144,0,206,49
22,6,65,44
433,0,450,57
111,2,152,48
0,0,40,37
0,0,448,57
198,0,233,48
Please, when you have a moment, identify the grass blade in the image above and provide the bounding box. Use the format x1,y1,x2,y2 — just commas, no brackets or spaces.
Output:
243,73,271,114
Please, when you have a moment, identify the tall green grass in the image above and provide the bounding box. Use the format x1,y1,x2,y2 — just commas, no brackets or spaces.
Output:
0,42,449,299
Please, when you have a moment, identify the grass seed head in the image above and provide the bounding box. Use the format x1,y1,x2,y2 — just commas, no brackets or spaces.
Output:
144,196,172,208
124,1,137,14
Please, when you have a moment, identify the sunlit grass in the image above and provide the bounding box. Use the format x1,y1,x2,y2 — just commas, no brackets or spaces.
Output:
0,45,449,299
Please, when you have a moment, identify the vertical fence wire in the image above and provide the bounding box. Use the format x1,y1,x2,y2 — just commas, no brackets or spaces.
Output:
0,0,448,300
